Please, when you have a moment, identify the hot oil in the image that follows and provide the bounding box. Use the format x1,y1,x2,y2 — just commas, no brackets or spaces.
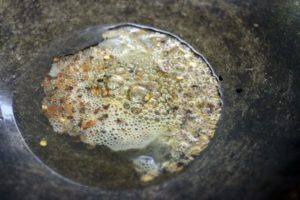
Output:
37,26,221,186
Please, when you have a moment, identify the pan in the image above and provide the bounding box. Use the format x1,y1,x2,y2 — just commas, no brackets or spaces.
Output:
0,0,299,199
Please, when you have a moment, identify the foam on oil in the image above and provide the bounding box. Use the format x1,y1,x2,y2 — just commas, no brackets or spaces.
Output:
41,26,222,181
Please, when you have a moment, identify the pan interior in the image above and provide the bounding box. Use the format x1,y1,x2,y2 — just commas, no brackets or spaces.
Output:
13,24,222,189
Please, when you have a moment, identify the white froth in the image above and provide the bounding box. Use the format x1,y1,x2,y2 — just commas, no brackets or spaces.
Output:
41,26,222,178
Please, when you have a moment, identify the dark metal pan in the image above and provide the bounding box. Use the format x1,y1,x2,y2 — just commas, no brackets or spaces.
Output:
0,0,299,199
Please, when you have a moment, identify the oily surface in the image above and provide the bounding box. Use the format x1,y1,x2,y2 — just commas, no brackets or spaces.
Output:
0,0,299,200
41,26,221,181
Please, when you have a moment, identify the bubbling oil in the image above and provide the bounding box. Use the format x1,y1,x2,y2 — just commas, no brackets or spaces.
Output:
41,26,222,181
